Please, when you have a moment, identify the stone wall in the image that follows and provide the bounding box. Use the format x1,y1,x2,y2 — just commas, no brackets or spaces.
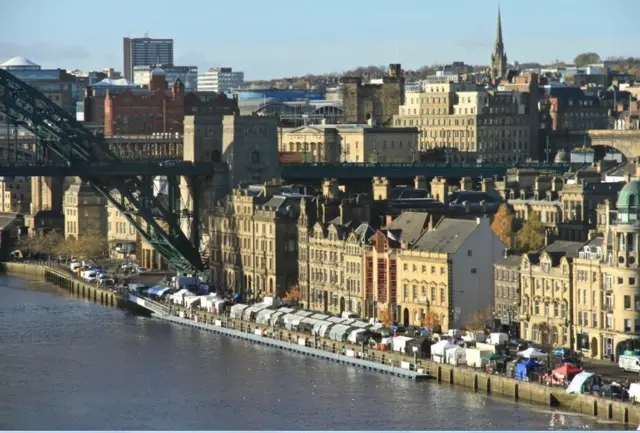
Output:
2,262,123,308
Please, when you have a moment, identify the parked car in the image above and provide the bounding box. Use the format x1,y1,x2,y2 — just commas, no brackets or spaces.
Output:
553,347,571,357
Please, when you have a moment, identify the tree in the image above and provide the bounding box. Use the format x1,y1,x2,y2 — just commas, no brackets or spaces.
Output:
66,229,109,262
464,306,492,330
421,310,441,329
378,307,392,327
282,286,302,306
491,203,514,248
573,52,601,67
516,212,545,253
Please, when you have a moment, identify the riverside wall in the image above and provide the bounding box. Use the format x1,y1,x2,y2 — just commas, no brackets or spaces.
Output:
168,303,640,426
1,262,124,308
2,263,638,426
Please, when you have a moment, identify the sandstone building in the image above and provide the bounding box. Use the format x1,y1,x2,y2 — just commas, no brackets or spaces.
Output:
209,181,302,299
342,64,404,126
278,122,419,163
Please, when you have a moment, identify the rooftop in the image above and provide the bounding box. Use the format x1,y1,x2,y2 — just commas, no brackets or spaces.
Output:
410,218,480,253
383,211,430,245
1,56,40,68
495,254,523,267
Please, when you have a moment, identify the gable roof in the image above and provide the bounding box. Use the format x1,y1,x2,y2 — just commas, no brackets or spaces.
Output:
410,218,479,253
383,211,429,245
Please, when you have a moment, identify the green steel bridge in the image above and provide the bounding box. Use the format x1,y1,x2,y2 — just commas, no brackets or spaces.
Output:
0,68,211,278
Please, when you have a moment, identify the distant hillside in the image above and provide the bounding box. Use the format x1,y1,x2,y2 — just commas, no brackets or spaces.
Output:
246,54,639,86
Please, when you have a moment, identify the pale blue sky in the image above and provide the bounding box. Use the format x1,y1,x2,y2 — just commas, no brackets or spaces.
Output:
1,0,638,80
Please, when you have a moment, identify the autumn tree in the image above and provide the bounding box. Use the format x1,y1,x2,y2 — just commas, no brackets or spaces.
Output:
464,306,493,330
421,310,441,330
282,286,302,305
491,203,514,248
378,307,392,327
573,52,601,67
516,212,545,253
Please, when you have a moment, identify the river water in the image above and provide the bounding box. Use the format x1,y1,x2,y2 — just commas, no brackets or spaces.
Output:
0,275,631,430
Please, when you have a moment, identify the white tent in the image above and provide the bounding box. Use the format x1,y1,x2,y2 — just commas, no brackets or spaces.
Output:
517,347,547,359
446,346,466,365
347,329,366,344
230,303,249,319
169,288,194,305
431,340,458,363
392,336,414,353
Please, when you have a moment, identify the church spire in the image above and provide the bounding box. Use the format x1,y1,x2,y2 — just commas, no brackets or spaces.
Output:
490,6,508,84
495,6,504,51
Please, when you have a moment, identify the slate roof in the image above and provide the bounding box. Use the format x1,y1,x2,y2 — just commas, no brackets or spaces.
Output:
543,240,585,259
410,218,479,253
383,211,429,245
352,223,375,244
0,212,23,230
495,254,522,268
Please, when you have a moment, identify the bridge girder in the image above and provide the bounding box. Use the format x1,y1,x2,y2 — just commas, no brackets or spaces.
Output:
0,68,205,276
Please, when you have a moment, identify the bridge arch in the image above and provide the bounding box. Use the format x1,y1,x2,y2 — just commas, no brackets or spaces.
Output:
587,130,640,160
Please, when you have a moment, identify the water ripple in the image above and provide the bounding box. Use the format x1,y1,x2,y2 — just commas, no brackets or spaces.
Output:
0,276,630,430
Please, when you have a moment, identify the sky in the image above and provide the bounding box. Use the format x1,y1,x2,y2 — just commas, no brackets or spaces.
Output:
1,0,638,81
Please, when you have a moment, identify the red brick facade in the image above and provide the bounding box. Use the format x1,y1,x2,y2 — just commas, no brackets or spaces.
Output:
100,72,239,136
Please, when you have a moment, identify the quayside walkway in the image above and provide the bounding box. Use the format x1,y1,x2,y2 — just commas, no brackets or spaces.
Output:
127,293,430,380
128,293,640,426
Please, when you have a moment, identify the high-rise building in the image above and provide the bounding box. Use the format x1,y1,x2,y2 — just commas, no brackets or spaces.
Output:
490,8,508,84
123,37,174,80
197,67,244,93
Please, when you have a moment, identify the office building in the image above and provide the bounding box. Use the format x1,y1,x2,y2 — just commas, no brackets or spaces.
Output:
198,68,244,93
123,37,174,80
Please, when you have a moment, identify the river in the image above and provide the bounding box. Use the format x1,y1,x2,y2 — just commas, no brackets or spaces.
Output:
0,275,631,430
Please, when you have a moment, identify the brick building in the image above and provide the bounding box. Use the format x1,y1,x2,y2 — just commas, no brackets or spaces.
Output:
100,67,239,136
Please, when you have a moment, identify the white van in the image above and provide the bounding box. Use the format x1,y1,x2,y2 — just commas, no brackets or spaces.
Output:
619,355,640,373
341,311,358,320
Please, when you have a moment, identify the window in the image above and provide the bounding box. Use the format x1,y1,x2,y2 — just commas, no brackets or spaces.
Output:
593,313,598,328
431,266,436,275
467,250,472,257
625,296,632,310
470,268,477,274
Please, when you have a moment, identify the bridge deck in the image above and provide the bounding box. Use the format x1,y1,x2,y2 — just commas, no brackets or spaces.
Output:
0,161,219,176
281,162,571,180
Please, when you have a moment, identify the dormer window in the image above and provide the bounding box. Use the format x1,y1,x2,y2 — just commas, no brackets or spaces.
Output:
541,262,550,273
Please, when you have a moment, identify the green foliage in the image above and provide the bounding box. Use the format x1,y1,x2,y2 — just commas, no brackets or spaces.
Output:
516,212,545,253
573,52,601,67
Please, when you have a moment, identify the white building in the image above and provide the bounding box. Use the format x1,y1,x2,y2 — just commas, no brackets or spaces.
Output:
133,65,198,91
198,67,244,93
410,217,507,329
